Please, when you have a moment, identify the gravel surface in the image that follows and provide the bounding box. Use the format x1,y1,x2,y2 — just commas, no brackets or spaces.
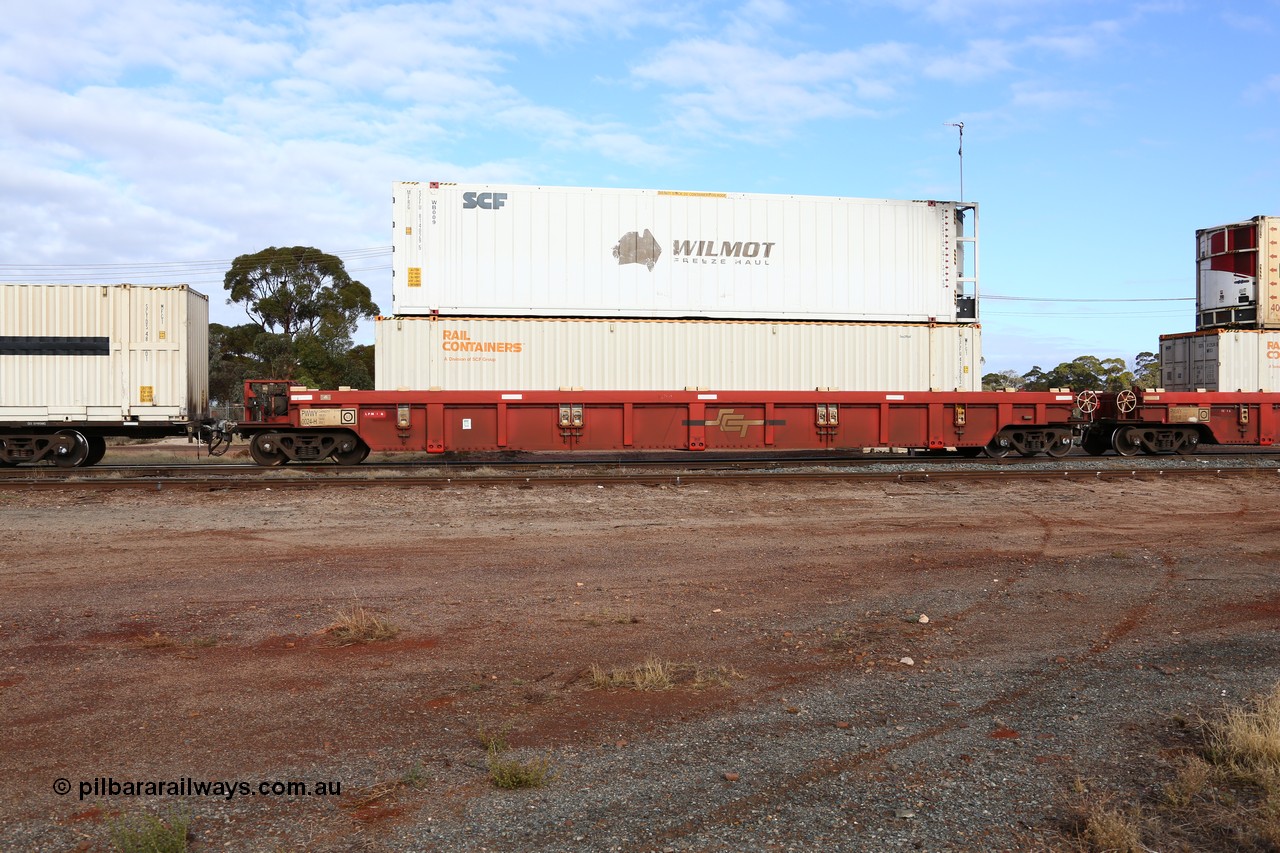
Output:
2,472,1279,851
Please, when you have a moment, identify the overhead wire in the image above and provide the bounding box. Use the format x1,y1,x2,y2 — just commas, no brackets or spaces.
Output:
0,247,394,284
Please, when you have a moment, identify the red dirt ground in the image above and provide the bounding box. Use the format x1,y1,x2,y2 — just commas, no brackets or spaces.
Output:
2,474,1280,850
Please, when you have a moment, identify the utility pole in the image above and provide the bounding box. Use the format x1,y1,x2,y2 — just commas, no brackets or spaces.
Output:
945,122,965,201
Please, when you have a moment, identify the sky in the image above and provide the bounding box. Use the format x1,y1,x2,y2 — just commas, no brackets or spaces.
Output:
3,0,1279,375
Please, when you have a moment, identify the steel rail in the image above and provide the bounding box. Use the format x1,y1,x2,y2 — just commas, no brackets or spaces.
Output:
4,446,1280,481
2,464,1277,491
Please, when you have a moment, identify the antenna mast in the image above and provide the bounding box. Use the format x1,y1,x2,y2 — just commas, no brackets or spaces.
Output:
945,122,965,201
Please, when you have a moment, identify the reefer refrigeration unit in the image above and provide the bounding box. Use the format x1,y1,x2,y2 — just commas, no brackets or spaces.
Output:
1196,216,1280,329
392,182,978,323
376,316,982,392
1160,329,1280,392
0,283,209,424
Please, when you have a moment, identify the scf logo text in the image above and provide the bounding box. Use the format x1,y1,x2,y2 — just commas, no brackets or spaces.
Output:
463,192,508,210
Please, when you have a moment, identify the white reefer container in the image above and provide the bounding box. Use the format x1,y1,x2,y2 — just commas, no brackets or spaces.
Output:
1196,216,1280,329
0,284,209,423
376,316,981,392
1160,329,1280,392
392,182,978,323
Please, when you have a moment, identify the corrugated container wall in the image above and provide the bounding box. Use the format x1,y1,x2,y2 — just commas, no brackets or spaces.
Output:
392,182,978,324
1196,216,1280,329
1160,329,1280,392
0,284,209,422
376,317,981,392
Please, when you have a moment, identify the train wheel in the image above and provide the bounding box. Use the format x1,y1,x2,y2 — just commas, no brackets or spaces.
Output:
1045,435,1072,458
249,434,287,467
984,436,1011,459
332,439,370,466
84,436,108,467
1081,432,1109,456
1111,427,1141,457
52,430,90,468
1175,432,1200,455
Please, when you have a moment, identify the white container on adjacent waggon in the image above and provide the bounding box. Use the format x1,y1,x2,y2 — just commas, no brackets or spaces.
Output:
0,283,209,424
1195,216,1280,330
392,182,978,324
1160,328,1280,392
375,316,982,392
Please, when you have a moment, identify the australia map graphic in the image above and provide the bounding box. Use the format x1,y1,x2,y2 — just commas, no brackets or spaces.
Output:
612,229,662,271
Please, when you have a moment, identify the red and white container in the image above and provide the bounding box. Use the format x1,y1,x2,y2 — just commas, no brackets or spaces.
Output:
1196,216,1280,329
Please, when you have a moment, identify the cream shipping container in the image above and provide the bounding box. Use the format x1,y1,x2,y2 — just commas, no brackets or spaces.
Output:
392,182,978,323
376,317,981,393
1196,216,1280,329
0,283,210,426
1160,329,1280,392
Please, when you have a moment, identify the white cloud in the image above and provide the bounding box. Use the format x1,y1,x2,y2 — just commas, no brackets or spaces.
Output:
1222,11,1274,32
632,39,911,139
1009,81,1104,112
923,39,1015,81
1026,18,1123,59
886,0,1061,28
1244,74,1280,103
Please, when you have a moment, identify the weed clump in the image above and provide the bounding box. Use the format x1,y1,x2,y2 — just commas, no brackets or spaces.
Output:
486,747,556,789
478,726,555,789
108,809,190,853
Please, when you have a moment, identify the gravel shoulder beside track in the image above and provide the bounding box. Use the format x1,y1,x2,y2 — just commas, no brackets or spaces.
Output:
1,475,1278,851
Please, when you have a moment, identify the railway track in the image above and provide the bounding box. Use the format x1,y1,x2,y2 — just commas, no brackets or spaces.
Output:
1,451,1278,490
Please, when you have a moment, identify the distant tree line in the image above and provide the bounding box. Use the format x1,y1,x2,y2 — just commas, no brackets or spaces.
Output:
209,246,378,408
982,353,1160,392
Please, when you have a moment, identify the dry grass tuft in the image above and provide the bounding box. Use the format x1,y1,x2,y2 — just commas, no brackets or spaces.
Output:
589,656,675,691
1206,684,1280,782
1061,682,1280,851
1060,788,1145,853
1162,755,1212,809
325,605,400,646
134,632,220,652
587,656,741,691
1079,803,1144,853
135,631,177,650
